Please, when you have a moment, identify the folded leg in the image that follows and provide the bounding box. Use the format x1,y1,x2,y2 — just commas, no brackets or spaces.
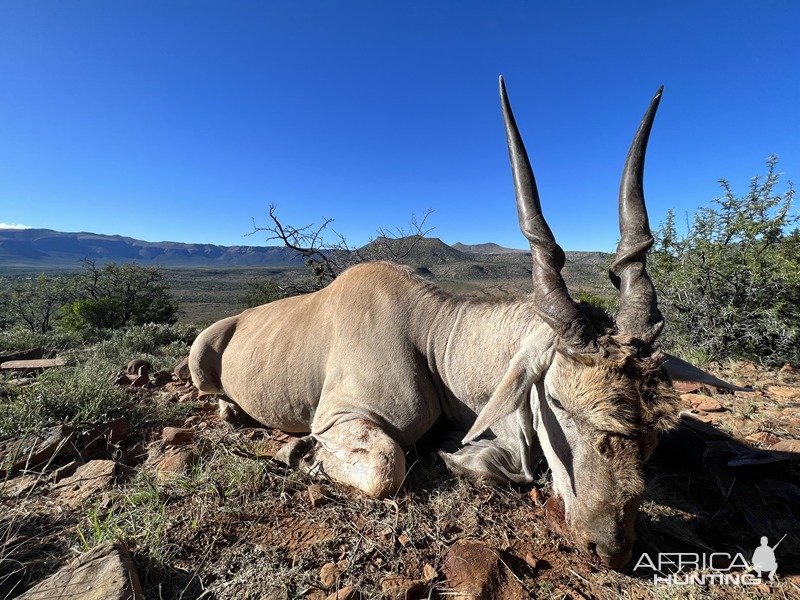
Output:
275,418,406,498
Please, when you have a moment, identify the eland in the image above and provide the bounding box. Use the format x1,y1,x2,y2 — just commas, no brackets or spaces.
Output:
189,78,739,568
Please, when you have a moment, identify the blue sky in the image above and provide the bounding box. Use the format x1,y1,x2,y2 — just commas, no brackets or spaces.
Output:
1,2,797,251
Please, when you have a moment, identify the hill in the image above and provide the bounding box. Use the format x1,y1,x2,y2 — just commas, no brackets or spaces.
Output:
0,228,305,268
452,241,527,254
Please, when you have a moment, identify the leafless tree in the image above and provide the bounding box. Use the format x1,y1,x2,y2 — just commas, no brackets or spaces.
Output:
250,204,434,290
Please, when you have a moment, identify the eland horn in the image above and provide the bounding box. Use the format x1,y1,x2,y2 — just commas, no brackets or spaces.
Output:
500,76,598,353
609,87,664,344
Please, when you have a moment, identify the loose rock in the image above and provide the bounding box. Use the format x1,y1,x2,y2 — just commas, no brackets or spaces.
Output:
524,553,540,569
162,427,194,447
422,563,437,582
179,391,198,403
680,393,707,406
0,425,74,474
745,431,781,446
324,587,361,600
695,399,724,412
320,562,340,588
126,359,151,376
174,356,192,381
52,460,116,507
0,358,66,373
151,370,174,385
442,539,525,600
156,449,197,479
771,439,800,453
130,373,150,387
15,542,143,600
379,574,425,599
308,484,328,507
766,385,800,400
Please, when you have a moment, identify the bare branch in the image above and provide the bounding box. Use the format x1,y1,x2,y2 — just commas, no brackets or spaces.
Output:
251,204,435,289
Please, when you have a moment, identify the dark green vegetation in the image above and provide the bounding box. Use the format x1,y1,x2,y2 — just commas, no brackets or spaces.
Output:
650,156,799,366
1,261,179,334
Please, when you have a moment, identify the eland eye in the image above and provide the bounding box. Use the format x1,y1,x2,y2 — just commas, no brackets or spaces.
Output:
549,396,566,411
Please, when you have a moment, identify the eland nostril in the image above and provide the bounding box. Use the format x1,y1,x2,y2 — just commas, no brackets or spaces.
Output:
596,546,633,570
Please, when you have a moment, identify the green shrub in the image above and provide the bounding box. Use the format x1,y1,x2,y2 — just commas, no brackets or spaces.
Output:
650,156,799,365
573,289,618,316
239,279,286,308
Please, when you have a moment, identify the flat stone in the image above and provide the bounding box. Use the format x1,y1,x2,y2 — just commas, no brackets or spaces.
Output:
53,460,83,482
690,413,716,424
422,564,437,582
443,539,525,600
0,358,66,372
745,432,781,446
771,439,800,453
680,393,707,405
695,399,724,412
0,425,74,474
162,427,193,447
15,542,143,600
324,587,361,600
52,460,115,507
0,474,39,497
766,385,800,400
379,574,425,600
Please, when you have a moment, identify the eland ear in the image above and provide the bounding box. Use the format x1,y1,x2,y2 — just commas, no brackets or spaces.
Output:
462,357,534,444
661,353,752,393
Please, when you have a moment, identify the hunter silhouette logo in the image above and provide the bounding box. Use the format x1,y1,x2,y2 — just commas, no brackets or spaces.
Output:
633,534,786,585
752,535,784,581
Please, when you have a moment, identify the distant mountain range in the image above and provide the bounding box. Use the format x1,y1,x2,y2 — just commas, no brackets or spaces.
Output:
0,228,529,269
452,242,527,254
0,229,609,288
0,228,306,268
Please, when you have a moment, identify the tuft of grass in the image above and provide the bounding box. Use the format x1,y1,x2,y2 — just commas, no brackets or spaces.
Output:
0,367,131,438
0,323,200,439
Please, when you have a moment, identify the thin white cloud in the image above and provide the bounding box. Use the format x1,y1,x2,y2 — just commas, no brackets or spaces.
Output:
0,222,32,229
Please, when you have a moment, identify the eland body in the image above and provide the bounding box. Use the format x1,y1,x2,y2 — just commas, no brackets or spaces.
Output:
190,79,737,567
